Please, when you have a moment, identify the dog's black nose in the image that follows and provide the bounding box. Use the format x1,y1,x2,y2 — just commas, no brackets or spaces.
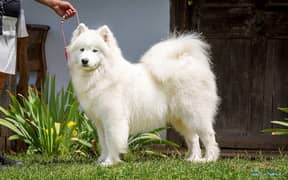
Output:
81,59,89,65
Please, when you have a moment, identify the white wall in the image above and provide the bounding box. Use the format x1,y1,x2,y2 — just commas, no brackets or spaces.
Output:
22,0,169,89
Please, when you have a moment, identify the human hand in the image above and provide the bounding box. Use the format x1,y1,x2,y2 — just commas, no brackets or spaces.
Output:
51,0,77,19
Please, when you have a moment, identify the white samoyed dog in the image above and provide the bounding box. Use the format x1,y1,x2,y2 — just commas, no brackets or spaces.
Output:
67,23,220,166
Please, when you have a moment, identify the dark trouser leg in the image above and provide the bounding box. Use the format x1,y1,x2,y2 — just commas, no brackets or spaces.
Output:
0,72,9,95
0,152,23,167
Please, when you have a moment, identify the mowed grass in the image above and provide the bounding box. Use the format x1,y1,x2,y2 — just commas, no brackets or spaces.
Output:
1,153,288,180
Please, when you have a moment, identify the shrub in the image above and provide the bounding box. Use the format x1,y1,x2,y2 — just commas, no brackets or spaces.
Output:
263,107,288,135
0,75,97,156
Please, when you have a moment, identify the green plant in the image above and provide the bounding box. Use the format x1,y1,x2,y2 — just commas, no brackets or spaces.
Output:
263,107,288,135
70,114,98,156
128,127,179,157
0,75,97,156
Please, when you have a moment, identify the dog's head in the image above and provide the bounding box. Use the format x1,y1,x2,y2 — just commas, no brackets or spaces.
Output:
67,23,120,72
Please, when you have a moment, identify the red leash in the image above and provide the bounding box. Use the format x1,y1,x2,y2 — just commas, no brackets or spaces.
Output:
60,13,80,61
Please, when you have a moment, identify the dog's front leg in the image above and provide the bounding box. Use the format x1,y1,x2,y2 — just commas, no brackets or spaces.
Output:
100,115,129,166
94,120,108,163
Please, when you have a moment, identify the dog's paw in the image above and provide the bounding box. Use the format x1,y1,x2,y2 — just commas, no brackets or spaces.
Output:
186,156,204,163
97,155,107,163
99,159,114,166
202,155,218,162
186,156,218,163
186,154,204,162
99,159,122,166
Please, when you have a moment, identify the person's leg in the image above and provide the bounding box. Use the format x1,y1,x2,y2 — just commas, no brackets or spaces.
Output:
0,72,9,95
0,0,22,170
0,73,24,168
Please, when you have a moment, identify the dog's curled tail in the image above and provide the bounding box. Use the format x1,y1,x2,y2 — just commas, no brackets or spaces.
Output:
141,33,212,83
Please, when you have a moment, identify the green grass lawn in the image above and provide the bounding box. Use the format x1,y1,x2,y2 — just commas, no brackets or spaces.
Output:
1,153,288,180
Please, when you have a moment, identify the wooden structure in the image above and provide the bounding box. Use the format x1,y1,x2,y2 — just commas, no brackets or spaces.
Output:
0,24,49,152
17,24,50,95
168,0,288,150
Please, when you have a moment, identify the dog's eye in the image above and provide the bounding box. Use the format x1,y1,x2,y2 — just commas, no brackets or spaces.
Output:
80,48,85,52
92,49,98,53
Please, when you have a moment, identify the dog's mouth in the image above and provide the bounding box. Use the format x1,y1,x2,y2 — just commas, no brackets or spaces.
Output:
81,63,101,71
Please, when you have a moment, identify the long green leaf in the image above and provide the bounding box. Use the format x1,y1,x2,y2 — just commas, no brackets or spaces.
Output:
71,137,93,148
278,107,288,113
270,132,288,135
271,121,288,127
0,106,10,115
0,119,23,135
263,128,288,132
8,134,22,141
144,150,168,158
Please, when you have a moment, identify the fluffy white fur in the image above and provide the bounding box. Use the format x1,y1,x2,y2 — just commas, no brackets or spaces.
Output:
67,23,220,166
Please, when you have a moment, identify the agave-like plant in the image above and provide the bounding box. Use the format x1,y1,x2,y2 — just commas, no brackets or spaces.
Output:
128,127,179,157
263,107,288,135
0,75,97,156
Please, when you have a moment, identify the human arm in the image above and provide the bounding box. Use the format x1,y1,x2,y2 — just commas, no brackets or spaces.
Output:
35,0,76,19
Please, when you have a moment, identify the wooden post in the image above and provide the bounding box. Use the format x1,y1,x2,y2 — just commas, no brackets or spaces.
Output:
16,37,29,97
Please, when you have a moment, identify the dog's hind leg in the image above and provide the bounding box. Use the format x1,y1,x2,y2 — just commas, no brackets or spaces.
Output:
198,128,219,162
172,109,219,162
187,112,219,162
171,118,202,162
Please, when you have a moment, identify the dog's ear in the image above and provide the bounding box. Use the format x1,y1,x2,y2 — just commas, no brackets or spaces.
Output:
98,25,117,47
71,23,88,42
